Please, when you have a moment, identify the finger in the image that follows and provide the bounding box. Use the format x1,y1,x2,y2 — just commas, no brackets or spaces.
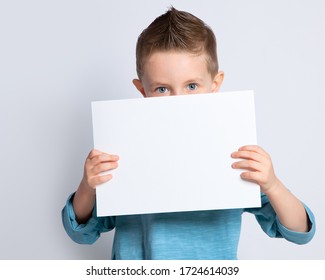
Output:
232,160,262,172
88,174,113,188
91,153,119,166
92,161,119,175
240,171,261,183
87,149,103,159
238,145,269,157
231,150,264,163
240,170,273,188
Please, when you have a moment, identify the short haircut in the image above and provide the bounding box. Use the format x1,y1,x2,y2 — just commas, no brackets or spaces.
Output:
135,7,219,79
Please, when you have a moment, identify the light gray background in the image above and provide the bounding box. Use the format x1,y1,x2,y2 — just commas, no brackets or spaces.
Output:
0,0,324,259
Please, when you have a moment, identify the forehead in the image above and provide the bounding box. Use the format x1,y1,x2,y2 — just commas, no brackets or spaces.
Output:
145,50,208,68
142,51,210,82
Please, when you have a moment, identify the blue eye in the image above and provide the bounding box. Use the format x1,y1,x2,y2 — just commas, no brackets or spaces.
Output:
156,87,168,94
187,83,198,91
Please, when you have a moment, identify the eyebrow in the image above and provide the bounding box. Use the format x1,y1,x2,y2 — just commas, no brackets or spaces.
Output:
148,81,170,88
184,78,204,84
149,78,204,88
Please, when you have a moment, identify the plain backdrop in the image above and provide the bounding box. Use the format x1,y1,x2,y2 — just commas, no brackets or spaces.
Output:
0,0,324,259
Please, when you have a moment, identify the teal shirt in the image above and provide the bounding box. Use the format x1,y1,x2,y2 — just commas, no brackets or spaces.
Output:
62,193,315,259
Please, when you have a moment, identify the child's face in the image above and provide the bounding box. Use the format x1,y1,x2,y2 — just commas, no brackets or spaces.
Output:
133,51,224,97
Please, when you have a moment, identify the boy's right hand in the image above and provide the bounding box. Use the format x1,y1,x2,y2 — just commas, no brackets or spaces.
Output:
82,149,119,190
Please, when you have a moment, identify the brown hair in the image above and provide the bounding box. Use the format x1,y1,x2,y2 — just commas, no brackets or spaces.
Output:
135,7,219,79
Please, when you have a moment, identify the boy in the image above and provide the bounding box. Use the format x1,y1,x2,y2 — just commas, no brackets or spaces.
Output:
62,7,315,259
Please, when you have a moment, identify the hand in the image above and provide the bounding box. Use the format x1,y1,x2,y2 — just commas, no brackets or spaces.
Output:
82,149,119,190
231,145,279,194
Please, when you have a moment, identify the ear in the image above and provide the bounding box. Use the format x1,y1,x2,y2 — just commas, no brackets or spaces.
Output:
132,79,147,97
211,71,224,92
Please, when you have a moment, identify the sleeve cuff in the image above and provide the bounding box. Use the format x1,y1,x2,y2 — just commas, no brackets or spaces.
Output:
63,192,99,232
275,203,316,245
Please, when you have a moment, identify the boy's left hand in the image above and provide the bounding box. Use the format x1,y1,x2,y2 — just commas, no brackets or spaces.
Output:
231,145,279,194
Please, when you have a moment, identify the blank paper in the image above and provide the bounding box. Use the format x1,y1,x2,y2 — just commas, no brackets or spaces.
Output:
92,91,261,216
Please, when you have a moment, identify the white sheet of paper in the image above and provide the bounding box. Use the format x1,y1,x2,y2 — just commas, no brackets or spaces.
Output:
92,91,261,216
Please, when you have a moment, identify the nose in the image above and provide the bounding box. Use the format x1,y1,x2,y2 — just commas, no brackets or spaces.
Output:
171,91,186,96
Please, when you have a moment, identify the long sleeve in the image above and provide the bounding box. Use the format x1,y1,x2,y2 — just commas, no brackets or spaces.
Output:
245,193,316,245
61,193,116,244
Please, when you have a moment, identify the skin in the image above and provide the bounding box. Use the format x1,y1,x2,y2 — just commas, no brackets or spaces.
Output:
73,51,309,233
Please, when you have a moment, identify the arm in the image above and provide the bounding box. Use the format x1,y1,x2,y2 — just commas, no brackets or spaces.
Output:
73,149,119,224
62,192,115,244
231,145,309,232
